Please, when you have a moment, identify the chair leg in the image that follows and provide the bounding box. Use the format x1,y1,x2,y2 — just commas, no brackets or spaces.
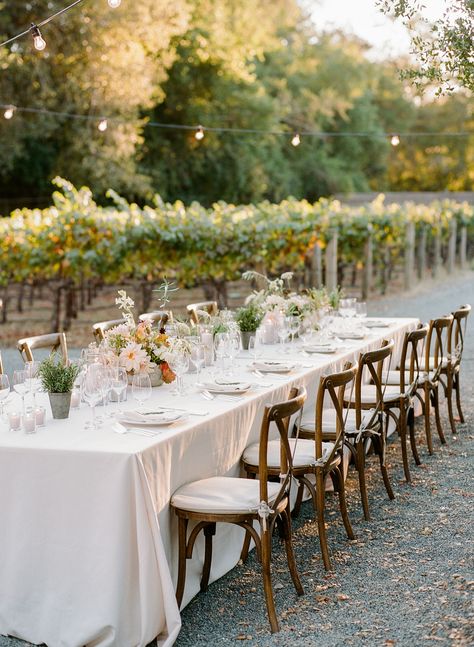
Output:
334,464,355,540
240,527,252,563
176,516,189,608
200,523,216,592
261,528,279,633
433,385,446,445
374,427,394,500
355,439,370,521
398,406,411,483
315,470,331,571
408,406,421,466
292,482,305,518
423,383,434,455
281,506,304,595
454,372,465,423
446,372,457,435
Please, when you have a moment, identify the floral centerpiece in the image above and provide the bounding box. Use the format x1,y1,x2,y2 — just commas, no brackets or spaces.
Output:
100,290,175,386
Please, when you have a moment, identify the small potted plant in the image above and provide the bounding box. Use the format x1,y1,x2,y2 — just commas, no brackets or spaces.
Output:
235,303,264,350
38,353,80,419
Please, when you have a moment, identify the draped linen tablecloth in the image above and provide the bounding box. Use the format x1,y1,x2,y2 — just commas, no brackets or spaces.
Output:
0,318,417,647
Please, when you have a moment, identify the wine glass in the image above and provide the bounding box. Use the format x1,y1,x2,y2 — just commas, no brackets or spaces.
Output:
227,330,241,376
132,373,152,409
355,302,367,319
24,361,41,409
13,370,27,416
276,318,289,352
0,374,10,421
190,342,205,384
110,367,128,409
214,332,230,375
248,329,264,363
82,364,105,430
99,367,113,417
286,316,300,345
167,353,189,396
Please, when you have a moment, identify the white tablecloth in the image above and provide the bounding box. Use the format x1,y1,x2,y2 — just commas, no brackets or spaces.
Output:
0,318,417,647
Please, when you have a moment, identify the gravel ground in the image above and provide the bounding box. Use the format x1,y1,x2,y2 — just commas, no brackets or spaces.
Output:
1,271,473,647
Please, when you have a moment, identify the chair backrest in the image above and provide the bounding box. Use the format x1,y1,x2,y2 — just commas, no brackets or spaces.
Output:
398,323,429,395
354,339,395,426
449,304,471,368
258,386,307,510
92,318,127,343
138,310,172,328
314,361,358,466
425,314,454,377
186,301,218,324
17,332,68,364
0,351,3,374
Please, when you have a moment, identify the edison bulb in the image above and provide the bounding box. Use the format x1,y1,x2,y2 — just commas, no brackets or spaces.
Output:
195,126,204,140
98,119,108,132
108,0,122,7
4,106,15,120
33,34,46,50
390,134,400,147
291,133,301,147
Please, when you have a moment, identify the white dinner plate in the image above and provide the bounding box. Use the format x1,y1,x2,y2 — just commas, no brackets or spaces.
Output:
117,411,185,426
365,320,390,328
201,381,251,394
303,344,338,354
336,332,365,340
251,361,295,373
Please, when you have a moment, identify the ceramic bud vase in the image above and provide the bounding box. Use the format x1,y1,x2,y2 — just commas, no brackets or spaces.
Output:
48,392,72,419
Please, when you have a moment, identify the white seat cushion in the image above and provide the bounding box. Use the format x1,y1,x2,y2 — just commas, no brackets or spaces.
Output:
171,476,281,514
243,438,335,468
346,384,403,404
385,369,437,387
300,408,358,435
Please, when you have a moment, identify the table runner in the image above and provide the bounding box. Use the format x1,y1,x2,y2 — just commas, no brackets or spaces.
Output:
0,318,417,646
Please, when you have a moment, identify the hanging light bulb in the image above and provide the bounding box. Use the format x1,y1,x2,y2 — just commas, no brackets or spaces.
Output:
108,0,122,7
30,24,46,51
98,118,108,132
390,134,400,147
291,132,301,147
4,106,15,120
195,125,205,141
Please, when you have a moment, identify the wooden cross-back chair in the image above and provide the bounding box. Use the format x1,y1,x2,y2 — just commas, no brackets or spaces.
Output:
138,310,172,329
446,305,471,434
17,332,68,364
171,386,307,634
415,315,453,454
92,318,127,343
0,351,3,374
186,301,218,325
243,363,357,571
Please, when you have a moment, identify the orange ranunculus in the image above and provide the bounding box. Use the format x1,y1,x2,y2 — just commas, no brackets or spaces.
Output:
160,361,175,384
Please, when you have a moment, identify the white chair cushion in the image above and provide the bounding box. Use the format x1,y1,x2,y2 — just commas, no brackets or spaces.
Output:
243,438,335,469
171,476,281,514
385,369,438,386
300,408,358,435
346,384,403,404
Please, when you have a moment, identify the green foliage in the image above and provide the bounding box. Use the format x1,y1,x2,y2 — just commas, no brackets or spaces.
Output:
235,304,264,333
38,354,80,393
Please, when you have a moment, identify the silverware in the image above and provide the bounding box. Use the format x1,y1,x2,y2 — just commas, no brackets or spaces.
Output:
141,408,209,417
113,422,159,437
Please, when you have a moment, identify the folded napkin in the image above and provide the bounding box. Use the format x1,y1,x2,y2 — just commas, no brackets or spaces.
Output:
202,381,251,392
252,360,294,372
336,331,365,340
118,410,181,424
304,344,338,353
365,320,390,328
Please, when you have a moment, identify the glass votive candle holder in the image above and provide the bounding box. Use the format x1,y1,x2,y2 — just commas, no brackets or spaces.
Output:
70,388,81,409
23,410,36,434
35,406,46,427
8,411,21,431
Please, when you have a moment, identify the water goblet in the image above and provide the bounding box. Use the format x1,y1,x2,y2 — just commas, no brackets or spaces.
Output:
214,332,230,376
167,353,190,396
24,361,41,409
0,374,10,422
190,343,205,384
82,364,106,430
13,370,28,416
248,329,264,363
132,372,152,409
110,367,128,409
286,316,301,345
276,319,289,352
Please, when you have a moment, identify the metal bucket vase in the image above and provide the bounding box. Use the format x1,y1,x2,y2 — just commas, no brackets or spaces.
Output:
49,392,72,419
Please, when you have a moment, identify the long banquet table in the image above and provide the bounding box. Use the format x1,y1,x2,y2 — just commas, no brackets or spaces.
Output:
0,318,417,647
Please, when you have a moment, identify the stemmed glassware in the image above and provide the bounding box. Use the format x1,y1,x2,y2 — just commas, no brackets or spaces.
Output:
339,298,357,319
249,329,264,362
12,370,27,416
286,316,300,346
110,367,128,409
190,342,205,384
82,363,106,430
276,318,289,352
132,373,152,409
226,330,241,376
167,353,190,396
0,374,10,421
214,332,230,375
24,361,41,409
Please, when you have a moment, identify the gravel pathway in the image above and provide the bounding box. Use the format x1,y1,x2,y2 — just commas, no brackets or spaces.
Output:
1,271,473,647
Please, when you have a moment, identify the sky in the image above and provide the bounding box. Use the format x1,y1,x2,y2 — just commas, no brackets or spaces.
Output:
310,0,448,58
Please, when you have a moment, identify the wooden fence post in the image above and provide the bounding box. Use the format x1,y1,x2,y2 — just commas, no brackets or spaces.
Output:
311,244,323,288
404,221,415,291
447,218,457,273
417,225,427,280
460,225,467,269
325,228,338,292
361,233,373,300
433,230,442,278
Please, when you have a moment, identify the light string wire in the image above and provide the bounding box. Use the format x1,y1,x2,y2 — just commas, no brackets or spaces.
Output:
0,104,472,139
0,0,87,48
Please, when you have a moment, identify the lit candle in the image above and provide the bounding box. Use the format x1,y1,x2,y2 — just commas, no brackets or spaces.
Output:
23,412,36,434
8,411,21,431
35,407,46,427
70,391,81,409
